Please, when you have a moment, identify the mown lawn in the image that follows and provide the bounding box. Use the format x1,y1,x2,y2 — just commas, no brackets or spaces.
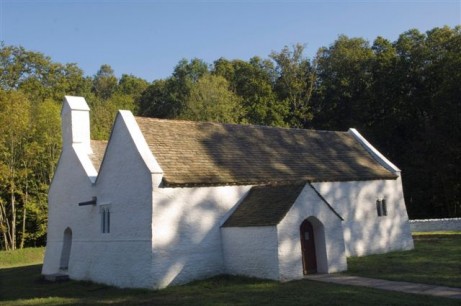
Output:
346,232,461,288
2,265,460,306
1,234,460,305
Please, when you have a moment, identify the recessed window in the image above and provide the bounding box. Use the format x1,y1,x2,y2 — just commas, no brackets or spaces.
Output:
376,199,387,217
100,206,111,233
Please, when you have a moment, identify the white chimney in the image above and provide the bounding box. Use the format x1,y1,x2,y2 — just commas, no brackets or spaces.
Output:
61,96,91,153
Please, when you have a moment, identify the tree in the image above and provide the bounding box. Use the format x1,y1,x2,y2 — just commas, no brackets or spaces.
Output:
138,79,171,118
312,36,374,130
21,99,61,247
87,93,137,140
213,57,287,126
180,75,242,123
93,64,118,99
0,91,61,250
0,90,32,250
138,58,209,119
392,27,461,218
0,44,91,103
117,74,149,100
168,58,209,117
270,44,315,128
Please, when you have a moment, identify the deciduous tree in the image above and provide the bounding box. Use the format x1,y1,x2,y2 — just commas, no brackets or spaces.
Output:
180,75,242,123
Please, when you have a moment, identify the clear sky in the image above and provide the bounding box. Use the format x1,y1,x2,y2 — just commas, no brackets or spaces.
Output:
1,0,460,81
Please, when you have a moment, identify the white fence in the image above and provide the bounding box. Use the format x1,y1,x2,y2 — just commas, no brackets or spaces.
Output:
409,218,461,232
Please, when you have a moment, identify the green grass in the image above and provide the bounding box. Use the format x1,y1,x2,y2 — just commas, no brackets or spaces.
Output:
0,247,45,268
346,233,461,288
1,235,460,305
1,265,459,306
412,230,461,236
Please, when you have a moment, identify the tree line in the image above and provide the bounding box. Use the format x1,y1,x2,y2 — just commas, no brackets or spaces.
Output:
0,25,459,250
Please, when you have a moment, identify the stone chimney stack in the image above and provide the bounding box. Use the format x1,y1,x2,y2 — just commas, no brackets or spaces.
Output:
61,96,91,153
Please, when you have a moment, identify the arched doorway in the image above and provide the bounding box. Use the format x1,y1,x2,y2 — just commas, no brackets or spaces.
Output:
60,227,72,271
300,219,317,274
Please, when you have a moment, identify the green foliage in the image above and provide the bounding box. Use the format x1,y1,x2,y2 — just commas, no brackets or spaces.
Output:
213,57,288,126
138,79,171,117
139,58,210,119
270,44,314,127
117,74,149,100
88,93,137,140
313,36,374,130
180,74,242,123
0,44,91,102
0,91,60,250
310,28,461,218
92,64,118,99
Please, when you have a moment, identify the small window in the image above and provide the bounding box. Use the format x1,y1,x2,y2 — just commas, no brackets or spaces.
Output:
382,199,387,216
100,206,111,233
376,199,387,217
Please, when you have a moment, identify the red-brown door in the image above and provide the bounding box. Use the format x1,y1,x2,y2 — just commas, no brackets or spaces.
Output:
300,220,317,274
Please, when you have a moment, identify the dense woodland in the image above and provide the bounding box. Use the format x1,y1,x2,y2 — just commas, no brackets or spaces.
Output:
0,26,460,250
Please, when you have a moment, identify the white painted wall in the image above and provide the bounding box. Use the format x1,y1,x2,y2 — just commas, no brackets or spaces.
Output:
43,101,157,288
410,218,461,232
312,177,414,257
72,112,155,288
42,145,97,276
42,97,97,276
221,226,279,280
61,96,91,154
150,185,251,288
277,185,347,280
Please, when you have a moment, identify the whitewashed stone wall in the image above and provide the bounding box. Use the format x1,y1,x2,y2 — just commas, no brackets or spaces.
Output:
80,112,154,288
42,97,98,276
61,97,91,154
221,227,279,280
151,185,251,289
42,145,97,276
277,185,347,280
410,218,461,232
312,177,414,257
43,99,156,289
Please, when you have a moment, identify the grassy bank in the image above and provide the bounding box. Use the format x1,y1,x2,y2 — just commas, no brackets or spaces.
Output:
0,247,45,268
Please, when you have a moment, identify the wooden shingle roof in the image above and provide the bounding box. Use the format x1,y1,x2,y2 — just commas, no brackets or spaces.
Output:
135,117,397,186
222,184,306,227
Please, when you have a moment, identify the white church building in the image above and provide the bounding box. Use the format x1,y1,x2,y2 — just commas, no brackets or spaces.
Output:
41,96,414,289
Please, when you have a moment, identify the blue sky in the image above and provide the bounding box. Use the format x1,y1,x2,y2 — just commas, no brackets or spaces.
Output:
1,0,460,81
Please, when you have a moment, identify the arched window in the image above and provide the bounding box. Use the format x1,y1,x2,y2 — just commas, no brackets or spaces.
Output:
60,227,72,270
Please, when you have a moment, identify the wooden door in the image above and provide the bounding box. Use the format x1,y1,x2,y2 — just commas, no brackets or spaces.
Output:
300,220,317,274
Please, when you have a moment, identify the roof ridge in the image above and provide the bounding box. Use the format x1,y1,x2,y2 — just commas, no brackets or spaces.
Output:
134,116,347,134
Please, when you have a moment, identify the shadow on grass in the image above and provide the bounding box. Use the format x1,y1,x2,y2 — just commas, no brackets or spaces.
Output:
1,264,460,305
0,264,151,305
